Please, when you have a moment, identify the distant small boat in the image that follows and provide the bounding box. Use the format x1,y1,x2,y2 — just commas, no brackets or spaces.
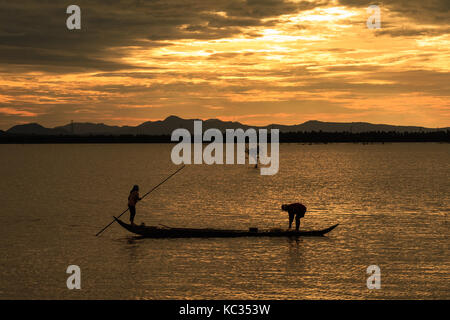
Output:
114,217,338,238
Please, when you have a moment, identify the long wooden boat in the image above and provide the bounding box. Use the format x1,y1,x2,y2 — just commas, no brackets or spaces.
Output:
114,217,338,238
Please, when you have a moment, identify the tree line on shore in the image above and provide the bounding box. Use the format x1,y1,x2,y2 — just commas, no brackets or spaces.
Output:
1,130,449,143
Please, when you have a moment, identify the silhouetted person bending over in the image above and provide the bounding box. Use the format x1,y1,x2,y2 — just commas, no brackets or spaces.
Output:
128,185,141,224
281,203,307,231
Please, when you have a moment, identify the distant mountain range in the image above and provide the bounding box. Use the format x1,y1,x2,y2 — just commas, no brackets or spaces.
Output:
4,115,449,136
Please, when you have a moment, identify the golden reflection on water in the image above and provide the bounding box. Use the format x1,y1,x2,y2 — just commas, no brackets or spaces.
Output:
0,143,448,299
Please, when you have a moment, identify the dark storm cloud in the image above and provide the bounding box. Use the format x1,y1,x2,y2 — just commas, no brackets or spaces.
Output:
0,45,137,72
337,1,450,39
338,0,450,25
0,0,326,72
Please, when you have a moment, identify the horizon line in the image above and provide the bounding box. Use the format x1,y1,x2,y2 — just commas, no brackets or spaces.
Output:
3,115,449,131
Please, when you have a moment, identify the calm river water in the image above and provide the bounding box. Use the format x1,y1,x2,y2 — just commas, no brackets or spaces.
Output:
0,143,448,299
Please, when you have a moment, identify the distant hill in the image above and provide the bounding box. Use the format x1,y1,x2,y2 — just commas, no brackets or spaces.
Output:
134,115,253,135
274,120,445,133
6,123,68,135
54,122,134,135
5,116,449,135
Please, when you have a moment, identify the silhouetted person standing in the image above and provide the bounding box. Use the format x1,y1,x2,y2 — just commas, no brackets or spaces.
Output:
281,203,307,231
128,185,141,224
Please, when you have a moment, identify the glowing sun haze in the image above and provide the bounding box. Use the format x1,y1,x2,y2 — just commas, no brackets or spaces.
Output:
0,0,449,129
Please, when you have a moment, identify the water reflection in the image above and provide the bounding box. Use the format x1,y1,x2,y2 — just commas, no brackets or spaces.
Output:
0,143,448,299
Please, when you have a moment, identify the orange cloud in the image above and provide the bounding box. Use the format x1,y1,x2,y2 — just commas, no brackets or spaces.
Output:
0,107,38,117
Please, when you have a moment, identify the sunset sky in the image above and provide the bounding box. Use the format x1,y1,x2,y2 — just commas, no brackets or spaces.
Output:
0,0,449,130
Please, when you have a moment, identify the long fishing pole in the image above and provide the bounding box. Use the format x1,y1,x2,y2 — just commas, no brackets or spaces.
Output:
95,165,186,236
